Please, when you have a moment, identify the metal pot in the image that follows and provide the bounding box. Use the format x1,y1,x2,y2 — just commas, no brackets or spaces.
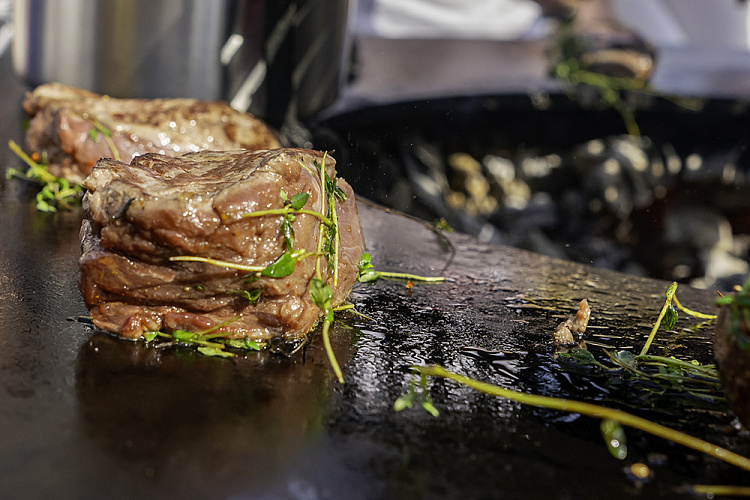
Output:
12,0,352,127
12,0,233,100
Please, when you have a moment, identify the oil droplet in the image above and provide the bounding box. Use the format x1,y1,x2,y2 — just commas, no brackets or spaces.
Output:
629,462,650,480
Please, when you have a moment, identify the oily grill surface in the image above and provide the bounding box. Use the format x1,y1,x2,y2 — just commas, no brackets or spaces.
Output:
1,178,749,499
1,75,748,500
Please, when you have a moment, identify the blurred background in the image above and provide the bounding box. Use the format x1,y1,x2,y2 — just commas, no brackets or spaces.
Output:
5,0,750,291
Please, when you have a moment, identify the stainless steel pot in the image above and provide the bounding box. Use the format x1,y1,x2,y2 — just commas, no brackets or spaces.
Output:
12,0,352,126
12,0,231,100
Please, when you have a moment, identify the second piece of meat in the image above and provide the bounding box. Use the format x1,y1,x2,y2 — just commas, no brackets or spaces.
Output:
23,82,282,183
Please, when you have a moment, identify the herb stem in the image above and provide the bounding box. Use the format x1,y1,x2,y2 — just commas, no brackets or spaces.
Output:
417,365,750,472
170,252,323,274
332,186,340,287
376,271,446,283
8,140,56,183
297,160,316,177
193,316,242,337
241,207,332,226
315,153,328,281
688,485,750,496
639,282,677,356
673,294,717,320
322,316,343,383
90,118,121,161
636,354,718,378
169,255,265,272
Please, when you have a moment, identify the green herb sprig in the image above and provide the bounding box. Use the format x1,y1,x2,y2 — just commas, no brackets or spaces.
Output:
310,276,343,382
310,153,344,286
404,365,750,472
227,288,263,304
7,140,84,212
357,252,446,284
87,118,121,161
557,282,720,402
548,20,704,138
640,282,679,356
394,370,439,416
143,316,263,358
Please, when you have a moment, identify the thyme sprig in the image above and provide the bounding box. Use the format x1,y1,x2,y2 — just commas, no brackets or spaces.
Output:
240,197,330,227
310,152,345,286
558,282,720,401
169,255,266,273
7,140,84,212
309,152,345,381
143,316,263,358
87,118,121,161
310,276,343,382
640,282,679,356
357,252,446,283
169,250,324,278
394,370,439,417
405,365,750,473
548,20,703,138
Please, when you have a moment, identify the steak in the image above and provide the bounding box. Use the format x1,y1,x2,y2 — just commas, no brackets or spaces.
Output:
23,83,282,183
79,148,366,341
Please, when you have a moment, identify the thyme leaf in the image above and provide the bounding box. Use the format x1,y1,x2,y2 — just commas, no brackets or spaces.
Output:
663,305,679,331
287,191,310,210
224,338,261,350
197,346,236,358
143,331,159,342
227,289,262,304
357,252,379,283
281,218,295,249
261,251,296,278
601,418,628,460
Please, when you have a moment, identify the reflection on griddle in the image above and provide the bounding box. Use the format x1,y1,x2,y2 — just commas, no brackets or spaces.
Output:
74,327,355,490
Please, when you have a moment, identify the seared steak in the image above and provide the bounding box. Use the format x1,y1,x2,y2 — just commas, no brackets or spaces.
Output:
79,148,366,341
24,83,282,183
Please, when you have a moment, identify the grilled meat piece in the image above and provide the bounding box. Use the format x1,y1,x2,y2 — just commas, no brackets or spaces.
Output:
79,148,366,340
714,282,750,428
23,83,282,183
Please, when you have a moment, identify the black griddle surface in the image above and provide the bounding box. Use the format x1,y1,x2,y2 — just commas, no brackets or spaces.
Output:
1,60,749,500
